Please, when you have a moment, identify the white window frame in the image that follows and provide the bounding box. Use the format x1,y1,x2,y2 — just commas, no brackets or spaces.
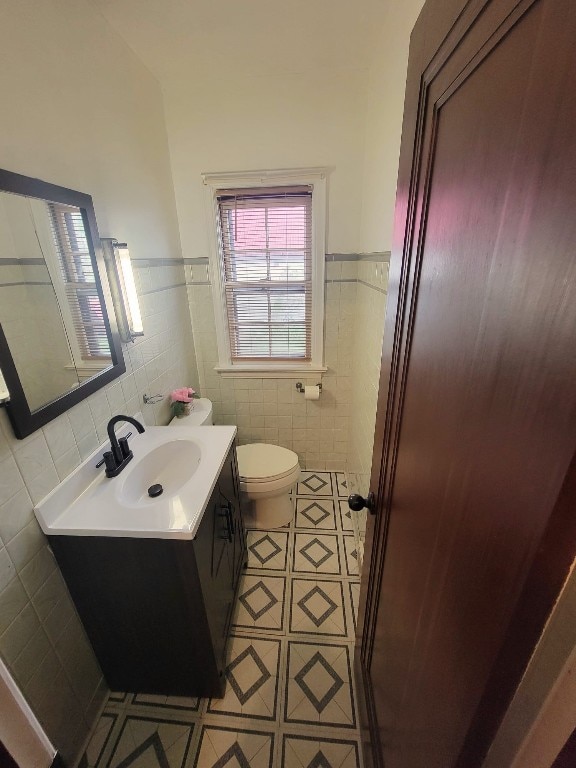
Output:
202,168,328,377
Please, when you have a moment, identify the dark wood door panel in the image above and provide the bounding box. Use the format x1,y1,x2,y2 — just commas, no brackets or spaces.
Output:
361,1,576,767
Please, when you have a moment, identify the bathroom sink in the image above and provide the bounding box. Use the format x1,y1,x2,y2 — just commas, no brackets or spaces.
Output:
34,423,236,539
117,439,201,506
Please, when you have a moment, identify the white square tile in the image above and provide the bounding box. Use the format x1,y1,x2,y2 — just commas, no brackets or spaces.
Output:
0,488,34,546
13,434,53,486
0,457,24,506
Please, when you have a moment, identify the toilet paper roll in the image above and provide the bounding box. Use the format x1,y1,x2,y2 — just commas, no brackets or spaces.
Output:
304,385,321,400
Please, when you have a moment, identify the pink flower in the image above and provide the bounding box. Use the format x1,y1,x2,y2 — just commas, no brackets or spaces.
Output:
171,387,196,403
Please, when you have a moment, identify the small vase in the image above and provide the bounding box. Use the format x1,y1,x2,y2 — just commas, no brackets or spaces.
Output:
174,401,192,418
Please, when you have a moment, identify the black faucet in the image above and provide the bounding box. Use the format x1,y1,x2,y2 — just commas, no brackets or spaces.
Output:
100,415,145,477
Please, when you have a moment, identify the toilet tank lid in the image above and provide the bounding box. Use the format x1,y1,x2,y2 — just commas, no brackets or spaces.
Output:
169,398,212,427
236,443,299,480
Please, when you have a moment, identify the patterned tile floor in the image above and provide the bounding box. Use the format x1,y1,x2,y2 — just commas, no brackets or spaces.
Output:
80,471,362,768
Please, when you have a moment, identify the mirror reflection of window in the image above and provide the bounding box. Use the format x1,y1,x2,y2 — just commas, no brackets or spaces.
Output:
27,197,112,386
48,202,111,362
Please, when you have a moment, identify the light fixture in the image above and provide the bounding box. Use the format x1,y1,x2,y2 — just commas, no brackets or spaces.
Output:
101,238,144,343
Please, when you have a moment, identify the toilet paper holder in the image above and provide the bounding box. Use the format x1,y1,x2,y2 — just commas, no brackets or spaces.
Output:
295,382,322,393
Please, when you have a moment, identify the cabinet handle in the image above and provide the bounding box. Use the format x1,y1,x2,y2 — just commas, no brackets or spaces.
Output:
219,506,233,542
226,502,235,536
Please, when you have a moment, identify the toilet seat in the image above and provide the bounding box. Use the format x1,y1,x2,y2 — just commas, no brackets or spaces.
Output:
237,443,299,483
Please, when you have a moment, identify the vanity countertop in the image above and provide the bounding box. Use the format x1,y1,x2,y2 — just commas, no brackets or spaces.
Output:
34,424,237,540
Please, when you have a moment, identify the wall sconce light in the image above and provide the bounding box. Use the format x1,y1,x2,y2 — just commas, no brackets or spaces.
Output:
101,238,144,343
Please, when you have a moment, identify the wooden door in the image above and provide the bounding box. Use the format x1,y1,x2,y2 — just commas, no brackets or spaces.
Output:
357,2,576,767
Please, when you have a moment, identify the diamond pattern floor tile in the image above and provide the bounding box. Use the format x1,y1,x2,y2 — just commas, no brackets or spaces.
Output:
207,636,280,721
338,501,354,533
293,533,342,575
285,642,357,729
334,473,349,498
295,498,337,530
282,734,361,768
343,537,360,577
297,472,334,497
233,574,286,632
194,726,274,768
247,530,289,571
290,579,348,638
107,716,194,768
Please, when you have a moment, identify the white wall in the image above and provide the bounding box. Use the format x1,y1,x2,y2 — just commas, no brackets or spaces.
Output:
165,68,368,258
359,0,426,252
0,2,181,262
0,0,197,762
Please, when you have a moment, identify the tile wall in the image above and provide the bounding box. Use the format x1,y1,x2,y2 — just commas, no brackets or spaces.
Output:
0,259,198,764
186,254,358,470
346,256,389,565
186,253,389,490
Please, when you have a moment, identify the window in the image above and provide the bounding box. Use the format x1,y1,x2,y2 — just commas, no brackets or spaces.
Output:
204,169,326,375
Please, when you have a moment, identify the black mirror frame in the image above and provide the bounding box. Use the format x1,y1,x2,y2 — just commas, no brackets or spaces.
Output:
0,168,125,439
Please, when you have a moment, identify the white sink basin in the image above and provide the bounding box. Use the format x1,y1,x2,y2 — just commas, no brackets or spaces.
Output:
34,424,236,539
117,439,202,507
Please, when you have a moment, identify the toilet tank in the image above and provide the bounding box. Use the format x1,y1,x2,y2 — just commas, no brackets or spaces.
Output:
168,398,213,426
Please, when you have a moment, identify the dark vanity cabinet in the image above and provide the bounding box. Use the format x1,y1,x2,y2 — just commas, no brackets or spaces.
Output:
49,444,245,698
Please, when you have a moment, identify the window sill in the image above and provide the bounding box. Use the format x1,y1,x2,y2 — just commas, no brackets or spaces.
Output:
214,365,327,379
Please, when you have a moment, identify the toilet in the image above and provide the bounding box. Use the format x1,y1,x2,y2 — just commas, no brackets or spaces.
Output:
236,443,300,529
169,398,300,529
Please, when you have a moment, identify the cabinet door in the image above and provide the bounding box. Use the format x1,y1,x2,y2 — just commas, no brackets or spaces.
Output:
193,486,234,671
218,444,246,586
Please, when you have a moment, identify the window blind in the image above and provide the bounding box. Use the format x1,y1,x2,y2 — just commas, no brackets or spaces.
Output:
217,186,313,361
48,202,110,360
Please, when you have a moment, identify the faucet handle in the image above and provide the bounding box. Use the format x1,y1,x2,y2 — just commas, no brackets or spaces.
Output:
119,436,132,459
95,450,116,469
102,451,118,474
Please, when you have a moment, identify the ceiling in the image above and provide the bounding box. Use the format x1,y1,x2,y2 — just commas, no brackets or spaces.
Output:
90,0,387,84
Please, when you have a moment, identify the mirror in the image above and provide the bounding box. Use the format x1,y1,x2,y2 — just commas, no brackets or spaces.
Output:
0,169,125,438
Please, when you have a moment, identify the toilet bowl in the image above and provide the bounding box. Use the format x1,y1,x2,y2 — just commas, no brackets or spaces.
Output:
236,443,300,529
169,399,299,529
